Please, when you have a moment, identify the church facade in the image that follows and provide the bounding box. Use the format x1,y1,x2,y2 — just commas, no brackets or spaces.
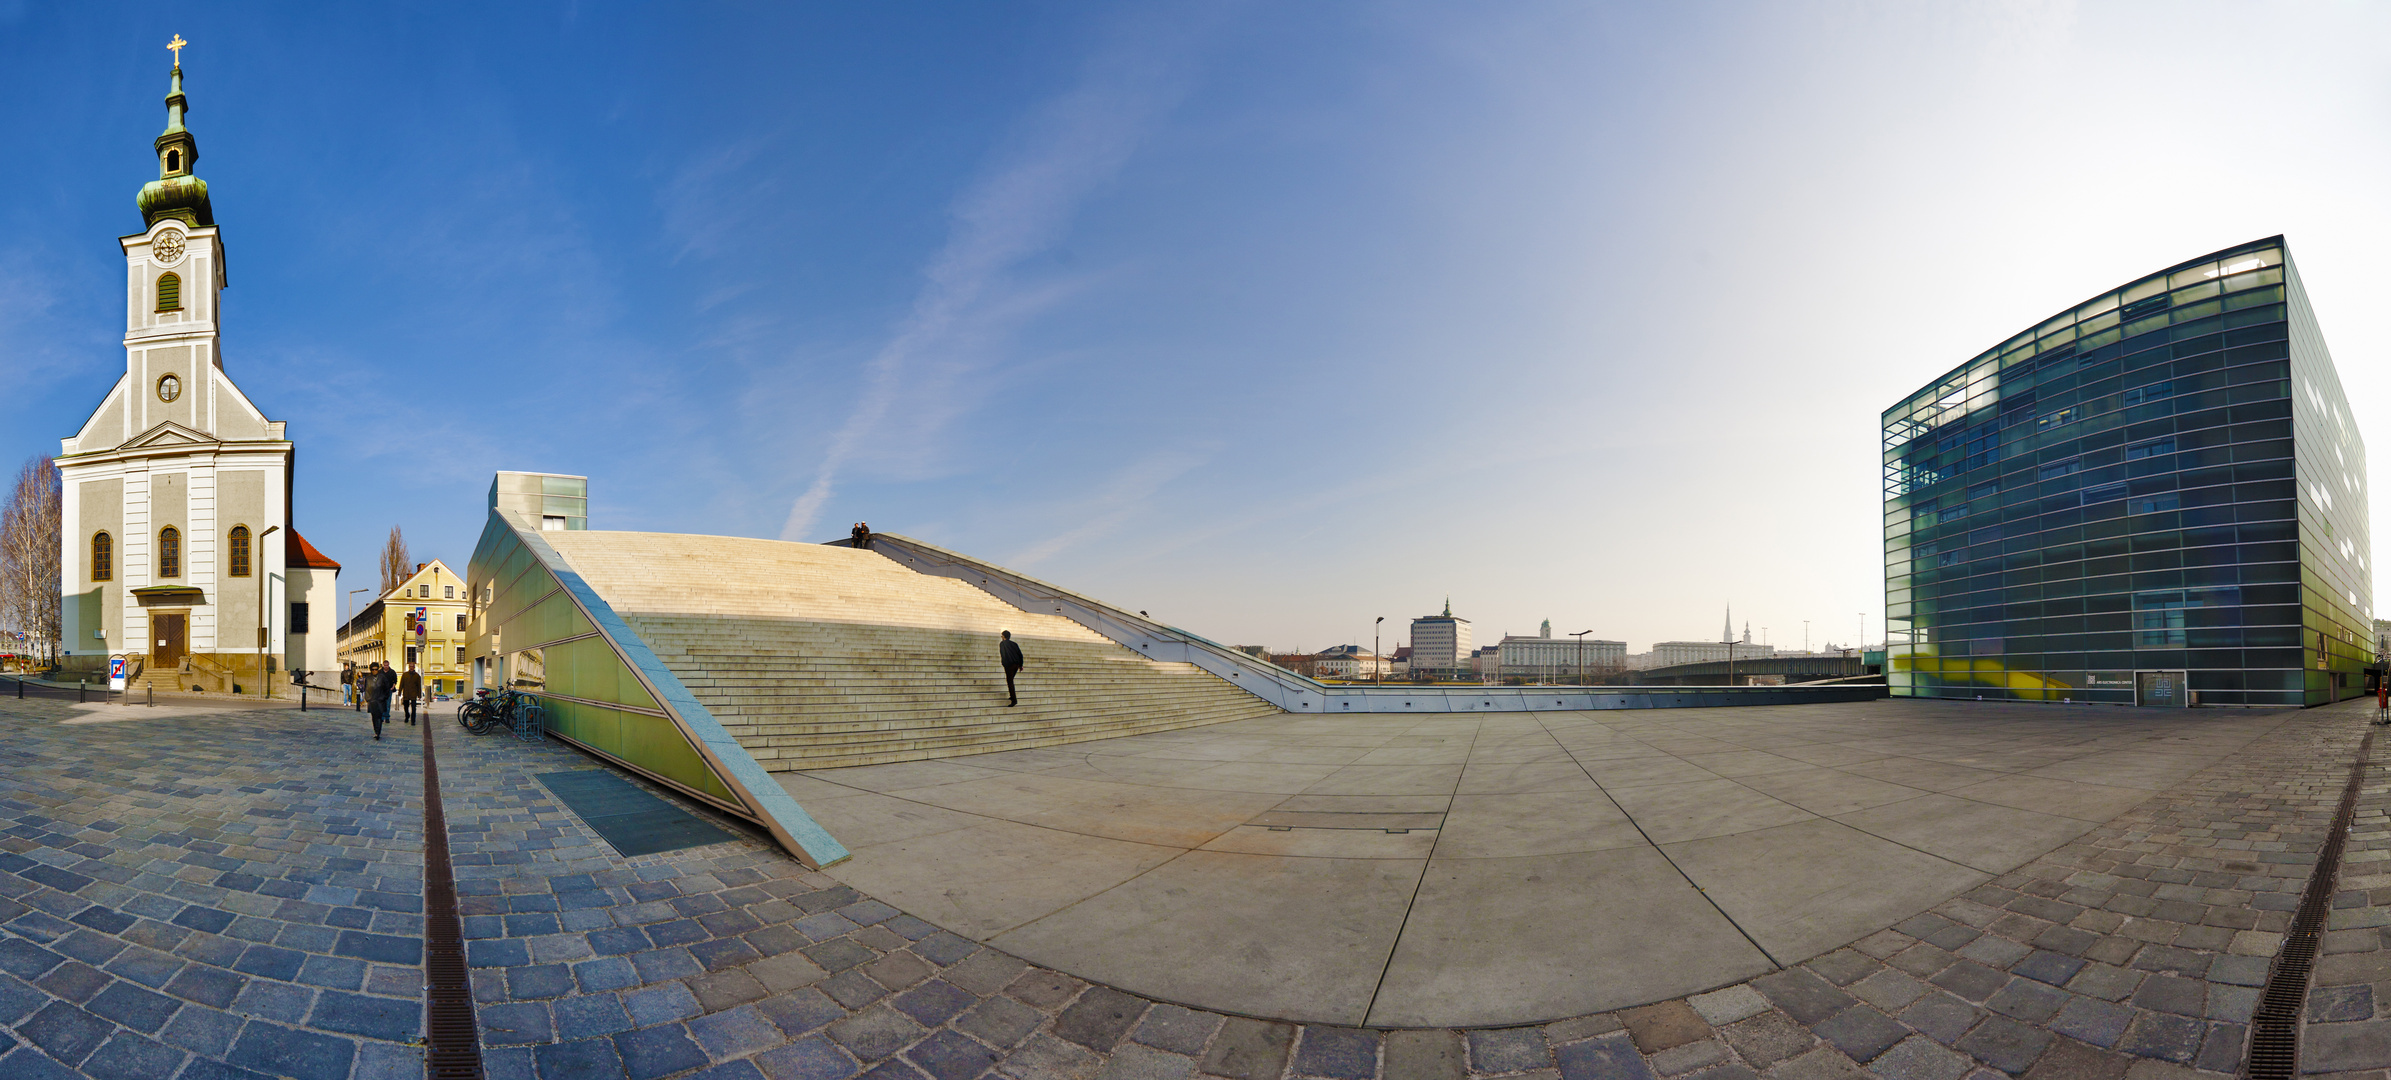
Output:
54,57,340,690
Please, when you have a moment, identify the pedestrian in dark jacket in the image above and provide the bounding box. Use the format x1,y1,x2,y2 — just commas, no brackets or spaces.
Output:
400,665,424,726
999,631,1024,706
340,662,356,706
365,662,398,740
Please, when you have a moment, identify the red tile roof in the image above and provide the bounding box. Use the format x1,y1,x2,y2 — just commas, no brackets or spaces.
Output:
286,530,342,570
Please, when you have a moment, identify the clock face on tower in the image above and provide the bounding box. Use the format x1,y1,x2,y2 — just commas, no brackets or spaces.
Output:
157,374,181,403
153,230,186,265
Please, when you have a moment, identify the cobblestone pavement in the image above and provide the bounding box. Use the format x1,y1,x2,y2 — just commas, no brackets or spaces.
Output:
1,696,2382,1079
0,695,427,1079
2300,711,2391,1076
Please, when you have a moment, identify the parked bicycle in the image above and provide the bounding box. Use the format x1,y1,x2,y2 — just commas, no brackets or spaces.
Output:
458,688,547,740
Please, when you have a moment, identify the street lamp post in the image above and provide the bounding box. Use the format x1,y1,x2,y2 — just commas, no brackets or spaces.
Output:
1373,617,1384,684
345,587,372,667
1724,632,1737,686
1572,630,1593,685
255,525,279,699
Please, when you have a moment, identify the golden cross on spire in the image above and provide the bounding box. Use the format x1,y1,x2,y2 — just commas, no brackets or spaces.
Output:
167,34,187,67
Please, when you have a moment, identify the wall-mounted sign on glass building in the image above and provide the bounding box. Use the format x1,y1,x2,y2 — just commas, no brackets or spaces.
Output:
1883,237,2372,707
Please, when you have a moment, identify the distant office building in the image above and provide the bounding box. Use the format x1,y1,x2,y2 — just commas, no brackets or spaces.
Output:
1408,600,1472,673
1648,640,1776,667
1496,635,1627,679
1884,237,2372,706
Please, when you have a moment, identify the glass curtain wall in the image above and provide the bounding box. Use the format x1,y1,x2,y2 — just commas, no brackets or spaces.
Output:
1882,236,2372,706
467,513,741,806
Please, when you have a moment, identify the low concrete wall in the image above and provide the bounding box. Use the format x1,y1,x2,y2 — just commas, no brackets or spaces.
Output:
858,534,1888,713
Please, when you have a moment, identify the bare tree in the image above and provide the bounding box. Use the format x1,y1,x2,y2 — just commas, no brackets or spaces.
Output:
0,457,63,663
379,526,411,596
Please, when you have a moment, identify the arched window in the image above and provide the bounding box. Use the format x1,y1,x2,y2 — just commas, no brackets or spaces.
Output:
156,272,182,313
92,532,113,582
158,527,180,579
228,525,251,578
165,149,181,172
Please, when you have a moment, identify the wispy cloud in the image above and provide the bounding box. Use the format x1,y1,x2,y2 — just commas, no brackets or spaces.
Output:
1007,448,1210,569
778,11,1217,541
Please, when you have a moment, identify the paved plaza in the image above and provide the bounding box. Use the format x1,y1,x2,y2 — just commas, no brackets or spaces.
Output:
784,703,2296,1027
0,692,2384,1080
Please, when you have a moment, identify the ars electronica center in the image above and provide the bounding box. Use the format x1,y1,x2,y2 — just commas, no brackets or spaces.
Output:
1883,236,2374,708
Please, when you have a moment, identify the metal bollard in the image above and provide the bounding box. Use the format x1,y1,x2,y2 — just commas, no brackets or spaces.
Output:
149,684,155,707
79,680,86,702
300,685,307,712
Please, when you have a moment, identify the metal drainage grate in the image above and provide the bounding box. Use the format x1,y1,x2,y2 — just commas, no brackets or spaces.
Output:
2246,730,2373,1080
421,720,484,1079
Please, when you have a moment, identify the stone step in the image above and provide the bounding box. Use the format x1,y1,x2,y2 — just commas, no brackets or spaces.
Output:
539,533,1283,771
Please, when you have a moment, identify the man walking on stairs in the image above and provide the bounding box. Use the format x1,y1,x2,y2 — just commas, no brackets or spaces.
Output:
1000,631,1024,706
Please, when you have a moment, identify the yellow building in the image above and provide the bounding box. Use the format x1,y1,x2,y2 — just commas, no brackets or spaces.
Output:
338,560,474,696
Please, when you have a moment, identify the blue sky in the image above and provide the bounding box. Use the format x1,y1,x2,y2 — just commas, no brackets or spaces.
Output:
3,2,2385,653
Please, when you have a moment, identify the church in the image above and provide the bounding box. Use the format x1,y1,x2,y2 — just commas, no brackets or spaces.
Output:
54,50,341,692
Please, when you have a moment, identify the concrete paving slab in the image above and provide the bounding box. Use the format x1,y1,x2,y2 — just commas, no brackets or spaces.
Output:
826,819,1182,938
1303,764,1467,797
1354,745,1476,766
787,786,989,849
887,773,1281,848
1198,825,1440,859
1601,779,1816,844
1573,757,1723,789
1270,794,1457,815
991,852,1427,1026
2018,753,2217,790
1432,792,1647,859
1455,760,1601,795
1831,794,2100,875
1160,761,1349,794
1673,751,1817,779
1835,756,2008,793
1660,818,1988,963
1367,847,1774,1028
804,759,1005,792
1940,775,2154,822
1731,767,1926,818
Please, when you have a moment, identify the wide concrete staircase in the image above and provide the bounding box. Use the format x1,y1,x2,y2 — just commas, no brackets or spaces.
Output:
541,532,1284,770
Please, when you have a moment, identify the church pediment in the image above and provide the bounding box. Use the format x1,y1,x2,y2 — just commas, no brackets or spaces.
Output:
120,420,222,451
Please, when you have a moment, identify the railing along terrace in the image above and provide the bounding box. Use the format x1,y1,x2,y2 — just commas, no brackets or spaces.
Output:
847,533,1886,714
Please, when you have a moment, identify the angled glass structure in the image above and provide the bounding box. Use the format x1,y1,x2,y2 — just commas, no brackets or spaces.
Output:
466,475,848,868
1883,237,2373,707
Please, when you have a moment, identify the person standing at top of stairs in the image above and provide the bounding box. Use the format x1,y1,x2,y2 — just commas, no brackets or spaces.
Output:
1000,631,1025,707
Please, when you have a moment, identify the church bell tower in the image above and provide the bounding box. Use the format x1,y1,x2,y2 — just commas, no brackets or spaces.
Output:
54,39,342,690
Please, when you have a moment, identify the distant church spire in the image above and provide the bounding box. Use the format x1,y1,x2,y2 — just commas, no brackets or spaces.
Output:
1722,605,1732,644
138,37,213,227
1443,596,1452,617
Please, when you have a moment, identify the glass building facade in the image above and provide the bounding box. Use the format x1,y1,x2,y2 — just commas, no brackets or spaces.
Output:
1884,237,2373,707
